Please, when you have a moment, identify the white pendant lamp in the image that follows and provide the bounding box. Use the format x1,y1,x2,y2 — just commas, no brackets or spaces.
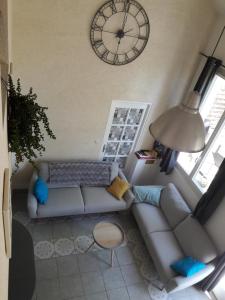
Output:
149,91,205,153
149,27,225,153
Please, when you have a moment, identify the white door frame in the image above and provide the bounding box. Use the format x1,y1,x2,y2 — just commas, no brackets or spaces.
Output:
99,100,151,164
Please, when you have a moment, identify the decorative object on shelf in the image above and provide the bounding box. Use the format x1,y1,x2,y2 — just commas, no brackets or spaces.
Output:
135,149,157,162
149,26,225,153
153,141,179,175
0,61,9,124
7,75,56,168
90,0,150,65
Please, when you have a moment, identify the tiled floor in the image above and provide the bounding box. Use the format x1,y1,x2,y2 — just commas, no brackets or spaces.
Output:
12,190,211,300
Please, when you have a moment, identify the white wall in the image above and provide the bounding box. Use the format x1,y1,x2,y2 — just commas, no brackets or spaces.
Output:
11,0,216,188
0,0,11,298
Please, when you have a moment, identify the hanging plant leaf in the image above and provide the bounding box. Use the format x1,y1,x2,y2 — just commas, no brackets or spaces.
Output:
7,75,56,168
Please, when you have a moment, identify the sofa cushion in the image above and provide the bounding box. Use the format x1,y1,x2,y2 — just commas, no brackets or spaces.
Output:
132,203,171,236
145,231,184,282
160,183,191,228
133,185,164,206
48,161,112,187
106,176,130,200
37,187,84,217
81,187,127,213
38,162,49,182
110,162,119,182
170,256,206,277
33,178,48,205
174,216,218,263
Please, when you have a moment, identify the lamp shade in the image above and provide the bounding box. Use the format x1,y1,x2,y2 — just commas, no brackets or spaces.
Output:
149,91,206,153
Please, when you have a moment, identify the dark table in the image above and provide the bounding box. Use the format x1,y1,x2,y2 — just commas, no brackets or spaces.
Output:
8,219,35,300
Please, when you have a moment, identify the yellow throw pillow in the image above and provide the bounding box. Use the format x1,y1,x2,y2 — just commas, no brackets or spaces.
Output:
106,176,130,200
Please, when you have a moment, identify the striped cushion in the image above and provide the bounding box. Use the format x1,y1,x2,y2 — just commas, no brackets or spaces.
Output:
48,161,112,187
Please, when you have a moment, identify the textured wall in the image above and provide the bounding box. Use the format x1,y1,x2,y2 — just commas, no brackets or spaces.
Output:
11,0,215,188
0,0,10,298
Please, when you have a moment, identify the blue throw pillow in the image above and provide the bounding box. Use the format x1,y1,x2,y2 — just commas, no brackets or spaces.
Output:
133,185,164,207
33,178,48,205
171,256,206,277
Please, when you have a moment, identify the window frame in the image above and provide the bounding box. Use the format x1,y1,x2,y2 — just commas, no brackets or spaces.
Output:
177,70,225,193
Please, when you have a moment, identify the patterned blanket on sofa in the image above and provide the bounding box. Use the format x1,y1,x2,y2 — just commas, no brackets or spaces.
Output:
48,161,112,187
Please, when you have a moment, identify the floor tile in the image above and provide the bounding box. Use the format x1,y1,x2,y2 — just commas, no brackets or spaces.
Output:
107,287,130,300
186,286,210,299
96,250,119,270
127,283,151,300
168,286,210,300
81,271,105,295
65,297,85,300
32,223,53,242
36,278,61,300
77,253,100,273
70,219,95,238
116,246,135,266
11,198,212,300
53,222,73,239
148,283,168,300
59,275,84,299
57,255,80,277
121,264,143,285
85,291,108,300
31,292,37,300
102,266,125,290
35,258,58,280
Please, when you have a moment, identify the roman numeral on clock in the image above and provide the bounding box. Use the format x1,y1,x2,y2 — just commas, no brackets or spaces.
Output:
114,54,119,64
132,47,139,55
110,1,117,14
140,21,149,28
99,11,109,21
124,53,129,62
102,50,109,59
138,35,148,40
94,40,103,48
92,24,103,32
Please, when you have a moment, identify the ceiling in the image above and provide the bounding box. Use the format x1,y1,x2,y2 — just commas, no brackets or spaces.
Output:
212,0,225,14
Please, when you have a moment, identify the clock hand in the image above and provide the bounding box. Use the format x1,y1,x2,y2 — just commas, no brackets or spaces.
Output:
113,38,121,64
122,0,129,31
101,29,117,35
124,28,133,34
124,33,147,40
116,38,121,53
122,13,128,31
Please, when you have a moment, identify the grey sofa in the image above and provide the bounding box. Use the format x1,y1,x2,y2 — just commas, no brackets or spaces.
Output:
28,161,134,219
132,183,217,293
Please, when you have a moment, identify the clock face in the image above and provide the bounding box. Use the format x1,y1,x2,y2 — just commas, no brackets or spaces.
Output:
90,0,150,65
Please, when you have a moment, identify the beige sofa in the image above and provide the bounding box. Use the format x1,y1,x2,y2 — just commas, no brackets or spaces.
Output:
27,161,134,219
132,183,217,293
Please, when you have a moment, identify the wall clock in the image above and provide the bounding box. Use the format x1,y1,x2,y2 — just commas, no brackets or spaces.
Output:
90,0,150,65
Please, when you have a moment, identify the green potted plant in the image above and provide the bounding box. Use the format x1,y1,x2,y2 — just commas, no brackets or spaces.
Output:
7,75,56,168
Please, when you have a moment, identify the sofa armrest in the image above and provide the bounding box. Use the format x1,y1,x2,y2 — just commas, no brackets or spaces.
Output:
118,169,135,208
165,263,215,293
27,170,38,218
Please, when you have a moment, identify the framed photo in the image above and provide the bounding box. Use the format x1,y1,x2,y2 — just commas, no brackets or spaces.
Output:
0,61,8,126
2,168,12,258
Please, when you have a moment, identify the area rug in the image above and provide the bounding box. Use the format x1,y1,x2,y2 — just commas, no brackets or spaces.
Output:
14,211,167,299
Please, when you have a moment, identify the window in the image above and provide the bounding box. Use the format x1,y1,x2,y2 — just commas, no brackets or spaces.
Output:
178,74,225,193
